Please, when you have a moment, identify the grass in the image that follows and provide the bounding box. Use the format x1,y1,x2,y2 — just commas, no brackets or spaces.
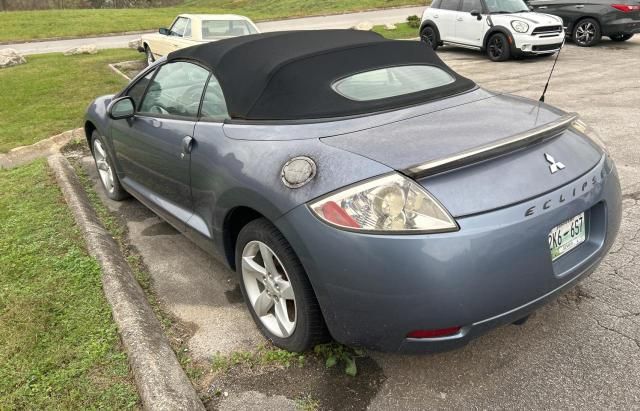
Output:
0,0,422,43
0,160,140,409
211,344,306,374
0,48,141,153
373,22,420,39
68,151,207,383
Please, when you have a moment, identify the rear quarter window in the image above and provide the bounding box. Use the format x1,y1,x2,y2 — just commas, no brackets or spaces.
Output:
440,0,462,10
332,65,456,102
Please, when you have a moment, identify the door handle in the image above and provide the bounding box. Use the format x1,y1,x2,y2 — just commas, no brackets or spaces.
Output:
434,14,439,18
457,17,464,21
181,135,193,159
538,5,548,8
575,4,584,7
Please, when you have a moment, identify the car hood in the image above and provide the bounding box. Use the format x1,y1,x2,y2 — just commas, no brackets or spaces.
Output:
492,12,563,26
320,93,603,217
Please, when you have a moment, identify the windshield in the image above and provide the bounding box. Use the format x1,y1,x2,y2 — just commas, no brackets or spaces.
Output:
332,65,455,101
484,0,529,13
201,20,258,39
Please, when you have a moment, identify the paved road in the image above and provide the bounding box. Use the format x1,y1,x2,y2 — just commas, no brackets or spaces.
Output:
8,6,425,55
80,37,640,410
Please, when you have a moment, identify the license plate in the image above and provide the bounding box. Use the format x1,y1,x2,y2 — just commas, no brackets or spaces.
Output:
548,212,586,261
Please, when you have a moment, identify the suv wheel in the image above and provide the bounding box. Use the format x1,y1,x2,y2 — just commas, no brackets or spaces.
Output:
573,18,601,46
487,33,511,62
609,33,633,42
420,26,439,50
236,218,329,352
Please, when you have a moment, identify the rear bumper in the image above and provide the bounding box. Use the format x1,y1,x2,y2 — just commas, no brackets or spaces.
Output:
602,19,640,35
275,156,621,353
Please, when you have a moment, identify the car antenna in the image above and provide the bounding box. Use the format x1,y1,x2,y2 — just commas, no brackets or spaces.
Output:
539,40,565,103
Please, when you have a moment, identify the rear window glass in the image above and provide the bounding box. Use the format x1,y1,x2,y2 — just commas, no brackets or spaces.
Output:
332,65,456,102
201,20,258,39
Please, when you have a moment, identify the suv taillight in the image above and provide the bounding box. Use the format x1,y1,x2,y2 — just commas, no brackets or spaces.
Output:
611,4,640,12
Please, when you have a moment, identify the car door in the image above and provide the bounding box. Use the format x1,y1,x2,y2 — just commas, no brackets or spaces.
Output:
454,0,487,45
184,73,232,254
434,0,463,40
157,16,190,56
111,61,210,230
170,17,196,51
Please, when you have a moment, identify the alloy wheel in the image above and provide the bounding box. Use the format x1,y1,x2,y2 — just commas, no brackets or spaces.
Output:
575,22,596,45
489,37,504,59
241,240,297,338
421,27,436,49
93,139,115,194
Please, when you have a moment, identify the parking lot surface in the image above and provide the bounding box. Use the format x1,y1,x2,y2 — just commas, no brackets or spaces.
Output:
83,37,640,409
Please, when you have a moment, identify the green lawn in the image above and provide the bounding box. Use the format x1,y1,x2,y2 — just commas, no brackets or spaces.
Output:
0,0,422,42
372,22,420,39
0,160,140,409
0,48,141,153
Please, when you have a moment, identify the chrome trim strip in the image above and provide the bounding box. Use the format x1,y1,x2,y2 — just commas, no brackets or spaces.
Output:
404,112,579,179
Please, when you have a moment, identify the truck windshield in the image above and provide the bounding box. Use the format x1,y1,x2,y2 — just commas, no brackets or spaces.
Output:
485,0,530,13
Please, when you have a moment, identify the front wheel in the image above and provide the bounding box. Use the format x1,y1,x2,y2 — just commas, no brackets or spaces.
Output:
487,33,511,62
420,26,439,50
236,218,329,352
609,33,633,42
573,18,601,47
144,45,155,66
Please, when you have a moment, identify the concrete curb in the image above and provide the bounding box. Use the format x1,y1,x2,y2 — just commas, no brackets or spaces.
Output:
47,154,205,411
0,128,83,170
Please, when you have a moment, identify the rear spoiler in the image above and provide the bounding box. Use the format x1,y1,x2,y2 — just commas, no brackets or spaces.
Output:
403,112,579,179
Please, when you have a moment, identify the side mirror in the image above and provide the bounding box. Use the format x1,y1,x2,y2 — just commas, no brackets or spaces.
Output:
108,96,135,120
470,10,482,20
159,27,170,35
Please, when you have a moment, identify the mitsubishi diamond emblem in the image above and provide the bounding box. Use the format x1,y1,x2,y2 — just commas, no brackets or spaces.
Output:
545,153,565,174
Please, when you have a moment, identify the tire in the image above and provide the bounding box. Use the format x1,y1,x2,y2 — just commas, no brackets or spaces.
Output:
572,18,601,47
609,33,633,42
235,218,329,352
487,33,511,62
420,26,439,50
144,45,155,66
91,131,129,201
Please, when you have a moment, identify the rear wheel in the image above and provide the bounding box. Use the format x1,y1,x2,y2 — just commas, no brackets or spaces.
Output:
609,33,633,42
420,26,439,50
487,33,511,62
91,131,128,201
235,218,329,352
573,18,601,47
144,45,155,66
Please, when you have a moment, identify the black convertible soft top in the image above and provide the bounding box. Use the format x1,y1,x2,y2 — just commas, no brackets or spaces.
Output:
168,30,476,121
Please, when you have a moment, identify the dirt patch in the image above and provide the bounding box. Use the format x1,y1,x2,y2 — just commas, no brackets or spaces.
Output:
204,356,386,411
110,59,146,80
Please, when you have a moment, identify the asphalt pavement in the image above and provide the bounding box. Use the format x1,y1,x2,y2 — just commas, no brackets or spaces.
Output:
7,6,425,55
80,36,640,409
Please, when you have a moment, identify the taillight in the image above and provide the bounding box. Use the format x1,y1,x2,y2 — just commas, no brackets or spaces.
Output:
611,4,640,12
407,326,462,339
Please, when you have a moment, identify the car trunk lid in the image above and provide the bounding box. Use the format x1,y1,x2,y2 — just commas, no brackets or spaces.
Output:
320,94,603,217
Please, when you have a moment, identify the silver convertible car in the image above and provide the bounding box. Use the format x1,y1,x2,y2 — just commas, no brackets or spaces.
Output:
85,30,621,353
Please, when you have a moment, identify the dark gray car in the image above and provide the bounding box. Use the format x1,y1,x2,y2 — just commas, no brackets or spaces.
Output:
528,0,640,46
84,30,621,353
